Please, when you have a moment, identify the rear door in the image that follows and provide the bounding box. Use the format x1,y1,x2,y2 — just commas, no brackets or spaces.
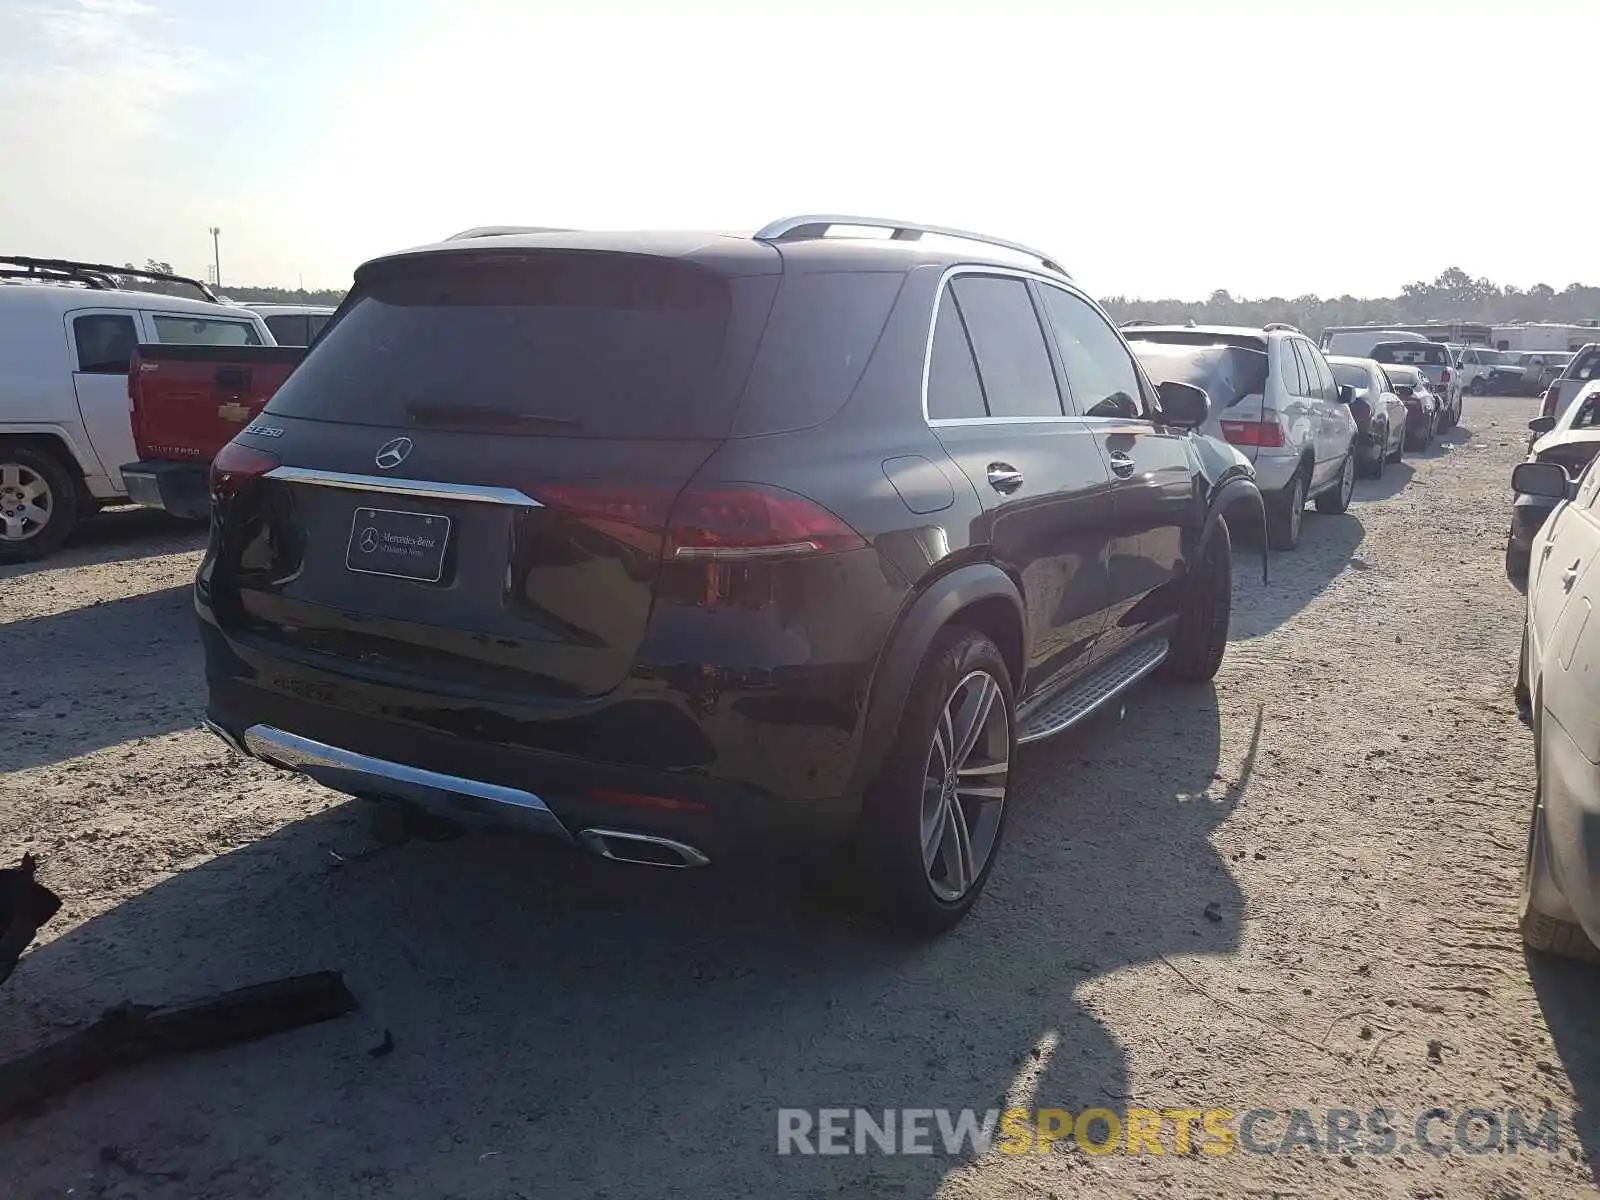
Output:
1279,339,1321,483
65,308,138,488
924,271,1114,698
1035,282,1198,659
1303,341,1354,481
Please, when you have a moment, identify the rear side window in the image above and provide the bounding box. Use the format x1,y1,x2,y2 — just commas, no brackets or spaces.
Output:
732,271,902,435
1283,341,1312,397
265,313,310,346
150,315,263,346
926,291,987,420
71,313,138,374
267,255,761,438
948,276,1062,419
1036,285,1144,418
1306,345,1338,401
1130,342,1267,410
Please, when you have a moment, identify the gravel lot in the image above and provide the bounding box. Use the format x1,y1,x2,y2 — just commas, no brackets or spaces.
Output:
1,394,1596,1198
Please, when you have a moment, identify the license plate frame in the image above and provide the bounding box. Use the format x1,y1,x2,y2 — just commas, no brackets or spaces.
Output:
345,506,452,583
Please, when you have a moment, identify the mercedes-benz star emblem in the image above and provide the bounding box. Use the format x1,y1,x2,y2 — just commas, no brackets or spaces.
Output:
374,437,413,470
359,527,379,553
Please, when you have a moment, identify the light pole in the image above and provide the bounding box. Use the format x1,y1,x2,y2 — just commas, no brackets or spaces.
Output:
208,226,221,289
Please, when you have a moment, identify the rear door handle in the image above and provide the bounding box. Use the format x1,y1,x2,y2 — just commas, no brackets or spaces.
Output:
986,464,1024,494
1563,560,1582,590
1108,451,1136,477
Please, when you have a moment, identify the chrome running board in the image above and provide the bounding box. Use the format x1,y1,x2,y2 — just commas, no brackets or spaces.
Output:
1016,640,1169,745
240,724,575,844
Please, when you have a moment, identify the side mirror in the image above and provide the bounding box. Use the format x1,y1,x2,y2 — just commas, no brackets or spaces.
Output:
1512,461,1570,499
1528,415,1557,434
1337,384,1354,405
1155,380,1211,429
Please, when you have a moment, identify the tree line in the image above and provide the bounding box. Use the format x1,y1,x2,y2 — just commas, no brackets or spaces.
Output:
1099,268,1600,338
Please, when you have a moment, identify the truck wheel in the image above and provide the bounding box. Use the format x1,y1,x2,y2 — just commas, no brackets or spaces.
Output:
1161,515,1231,684
0,442,79,564
1264,473,1304,551
857,627,1016,936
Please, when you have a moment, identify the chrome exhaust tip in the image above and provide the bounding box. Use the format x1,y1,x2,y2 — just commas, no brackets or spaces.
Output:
202,718,249,757
578,828,710,869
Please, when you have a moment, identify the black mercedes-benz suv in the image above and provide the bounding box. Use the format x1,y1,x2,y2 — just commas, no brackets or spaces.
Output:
196,215,1261,932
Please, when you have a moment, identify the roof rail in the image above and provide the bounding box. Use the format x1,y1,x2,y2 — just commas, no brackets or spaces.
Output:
1262,322,1307,336
0,255,217,302
753,214,1070,278
443,226,581,241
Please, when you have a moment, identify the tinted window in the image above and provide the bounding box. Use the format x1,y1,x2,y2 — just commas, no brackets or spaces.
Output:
150,315,263,346
265,314,310,346
1330,362,1371,390
1285,341,1312,397
734,271,903,435
1037,285,1144,419
267,255,755,437
926,291,987,421
1569,349,1600,381
308,314,331,342
1372,342,1448,366
72,313,138,374
1306,345,1338,401
948,276,1062,419
1129,341,1267,410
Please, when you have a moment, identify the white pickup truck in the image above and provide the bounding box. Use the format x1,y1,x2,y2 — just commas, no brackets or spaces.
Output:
0,256,274,561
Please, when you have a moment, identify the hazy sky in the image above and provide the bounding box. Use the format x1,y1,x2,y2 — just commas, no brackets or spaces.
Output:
2,0,1594,299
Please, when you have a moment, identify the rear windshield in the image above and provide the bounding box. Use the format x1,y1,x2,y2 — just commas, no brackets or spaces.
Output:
265,254,755,437
1129,341,1268,408
1371,342,1448,366
1330,363,1371,390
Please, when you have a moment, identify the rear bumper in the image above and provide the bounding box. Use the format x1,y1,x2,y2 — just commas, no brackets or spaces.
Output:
1249,450,1301,494
120,460,209,520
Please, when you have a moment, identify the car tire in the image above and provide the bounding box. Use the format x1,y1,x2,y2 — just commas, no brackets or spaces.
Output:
1314,453,1355,515
1265,472,1305,551
1515,625,1531,711
1361,431,1386,478
1469,377,1487,396
1387,427,1404,464
1519,776,1600,963
857,626,1016,936
1505,540,1530,580
0,441,80,564
1161,515,1232,684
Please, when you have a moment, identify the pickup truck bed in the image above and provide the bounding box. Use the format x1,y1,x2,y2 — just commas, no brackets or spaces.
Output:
121,344,304,518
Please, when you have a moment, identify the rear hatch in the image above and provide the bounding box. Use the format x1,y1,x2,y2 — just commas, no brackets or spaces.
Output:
130,344,305,462
210,247,780,702
1127,337,1269,460
1372,341,1451,392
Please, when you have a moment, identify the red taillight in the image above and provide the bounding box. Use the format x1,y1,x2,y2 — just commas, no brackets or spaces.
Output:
666,484,864,559
1349,398,1372,423
208,441,280,499
1440,368,1451,385
535,481,865,561
1218,419,1286,448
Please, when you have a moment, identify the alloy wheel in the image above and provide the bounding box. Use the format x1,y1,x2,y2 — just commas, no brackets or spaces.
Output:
920,669,1010,902
0,462,52,542
1340,455,1355,505
1288,477,1304,542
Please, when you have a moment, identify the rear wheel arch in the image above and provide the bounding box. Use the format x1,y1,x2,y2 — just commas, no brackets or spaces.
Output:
851,563,1026,794
0,432,88,487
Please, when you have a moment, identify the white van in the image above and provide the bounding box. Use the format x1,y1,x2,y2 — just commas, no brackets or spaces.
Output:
0,257,274,561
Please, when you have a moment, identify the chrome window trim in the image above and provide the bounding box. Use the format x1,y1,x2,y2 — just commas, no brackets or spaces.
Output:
920,265,1133,429
263,465,541,507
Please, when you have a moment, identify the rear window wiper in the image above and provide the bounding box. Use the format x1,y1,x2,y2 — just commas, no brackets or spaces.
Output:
404,402,582,430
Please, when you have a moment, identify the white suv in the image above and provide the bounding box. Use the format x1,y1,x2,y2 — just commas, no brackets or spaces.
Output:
1124,322,1359,549
0,256,273,561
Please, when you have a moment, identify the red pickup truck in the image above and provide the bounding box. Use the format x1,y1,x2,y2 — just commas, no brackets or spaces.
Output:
121,344,305,518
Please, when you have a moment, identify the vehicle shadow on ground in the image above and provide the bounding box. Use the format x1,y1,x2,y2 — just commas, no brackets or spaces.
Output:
0,684,1248,1198
1361,461,1417,503
1525,954,1600,1188
1430,425,1476,451
0,584,200,773
0,508,205,582
1230,511,1364,641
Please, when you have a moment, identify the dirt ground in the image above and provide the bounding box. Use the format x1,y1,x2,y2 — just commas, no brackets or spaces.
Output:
1,394,1596,1199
